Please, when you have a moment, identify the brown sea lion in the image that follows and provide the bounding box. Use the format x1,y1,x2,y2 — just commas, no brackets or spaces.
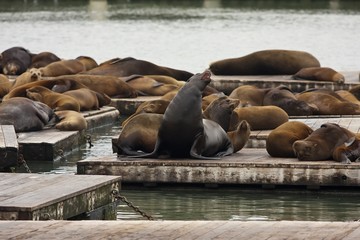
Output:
333,137,360,164
76,56,98,71
335,90,360,105
266,121,313,158
293,123,355,161
203,95,240,131
123,75,180,96
30,51,61,68
11,70,40,89
3,78,88,100
296,91,360,115
130,70,234,159
160,89,178,102
227,120,251,153
201,92,227,110
0,97,56,132
228,85,266,106
263,85,317,116
348,85,360,100
95,92,112,107
49,74,138,98
63,88,99,111
145,75,185,87
292,67,345,83
26,86,81,112
30,59,86,77
0,74,13,97
230,106,289,131
0,47,33,75
209,49,320,75
55,110,87,131
84,57,194,81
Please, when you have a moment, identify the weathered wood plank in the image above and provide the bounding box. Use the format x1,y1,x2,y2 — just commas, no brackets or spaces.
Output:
0,220,359,240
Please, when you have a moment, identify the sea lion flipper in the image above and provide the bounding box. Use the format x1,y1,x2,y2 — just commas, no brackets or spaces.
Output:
190,136,221,160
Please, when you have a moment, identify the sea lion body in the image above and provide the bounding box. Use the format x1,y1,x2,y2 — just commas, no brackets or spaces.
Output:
76,56,98,71
0,47,32,75
63,88,99,111
228,85,266,106
293,123,355,161
31,59,86,77
123,75,179,96
0,74,13,97
227,120,251,153
266,121,313,158
30,51,61,68
210,49,320,75
292,67,345,83
55,110,87,131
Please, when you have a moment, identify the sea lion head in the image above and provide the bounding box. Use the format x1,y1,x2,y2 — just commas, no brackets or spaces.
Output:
292,140,320,161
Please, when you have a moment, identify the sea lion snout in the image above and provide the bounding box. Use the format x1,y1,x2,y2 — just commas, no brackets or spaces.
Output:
201,70,212,81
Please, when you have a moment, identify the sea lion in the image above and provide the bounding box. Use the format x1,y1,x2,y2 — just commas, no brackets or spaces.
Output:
292,123,355,161
227,120,251,153
84,57,194,81
123,75,180,96
63,88,99,111
26,86,81,112
95,92,112,107
0,47,33,75
296,91,360,115
49,74,138,98
0,97,56,132
348,85,360,100
132,70,234,159
30,59,86,77
55,110,87,131
0,74,13,97
266,121,313,158
333,137,360,164
228,85,266,106
292,67,345,83
11,70,40,89
263,85,317,116
335,90,360,105
201,92,227,110
229,106,289,131
145,75,185,87
30,51,61,68
209,49,320,75
203,95,240,131
160,89,178,102
76,56,98,71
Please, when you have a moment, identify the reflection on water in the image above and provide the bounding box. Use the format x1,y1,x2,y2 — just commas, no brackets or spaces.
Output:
118,188,360,221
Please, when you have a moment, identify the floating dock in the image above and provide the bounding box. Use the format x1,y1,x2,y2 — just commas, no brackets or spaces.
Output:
0,220,359,239
0,173,121,220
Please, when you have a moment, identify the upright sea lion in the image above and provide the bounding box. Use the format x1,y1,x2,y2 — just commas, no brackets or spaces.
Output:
333,137,360,164
84,57,194,81
55,110,87,131
229,106,289,131
30,59,86,77
293,123,355,161
266,121,313,158
292,67,345,83
30,51,61,68
227,120,251,153
132,70,234,159
228,85,266,106
63,88,99,111
0,47,33,75
263,85,317,116
26,86,81,112
0,97,56,132
209,49,320,75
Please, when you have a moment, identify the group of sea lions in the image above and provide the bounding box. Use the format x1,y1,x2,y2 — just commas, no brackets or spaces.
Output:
1,47,359,163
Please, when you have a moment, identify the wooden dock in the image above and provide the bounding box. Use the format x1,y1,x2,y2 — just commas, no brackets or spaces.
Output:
0,173,121,220
0,125,18,170
0,220,359,239
77,148,360,188
16,106,119,162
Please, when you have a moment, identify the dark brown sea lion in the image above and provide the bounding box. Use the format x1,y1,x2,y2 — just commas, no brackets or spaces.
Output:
203,95,240,131
230,106,289,131
296,91,360,115
0,97,56,132
84,57,194,81
3,78,89,100
63,88,99,111
55,110,87,131
0,47,33,75
209,49,320,75
30,51,61,68
49,74,138,98
26,86,81,112
333,137,360,164
263,85,317,116
130,70,234,159
292,67,345,83
266,121,313,158
201,92,227,110
76,56,98,71
292,123,355,161
228,85,266,106
30,59,86,77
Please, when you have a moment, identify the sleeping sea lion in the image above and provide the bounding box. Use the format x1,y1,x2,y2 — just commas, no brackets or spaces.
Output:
55,110,87,131
30,59,86,77
30,51,61,68
292,67,345,83
0,47,33,75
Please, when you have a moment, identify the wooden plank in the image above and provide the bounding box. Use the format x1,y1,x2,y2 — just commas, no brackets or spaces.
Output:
0,220,359,240
0,125,18,170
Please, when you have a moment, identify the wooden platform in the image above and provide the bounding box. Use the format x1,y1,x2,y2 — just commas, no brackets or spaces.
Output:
16,106,119,162
77,148,360,188
0,125,18,170
0,173,121,220
0,220,359,239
